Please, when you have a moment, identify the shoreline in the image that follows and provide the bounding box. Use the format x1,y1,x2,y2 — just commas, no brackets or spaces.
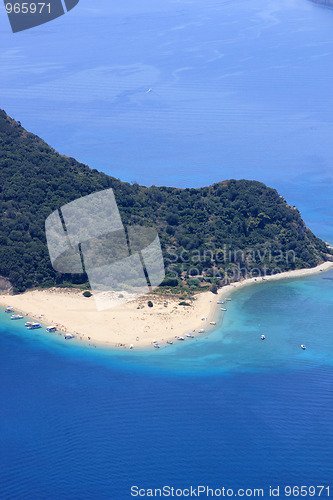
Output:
1,261,332,350
217,261,333,301
0,287,219,350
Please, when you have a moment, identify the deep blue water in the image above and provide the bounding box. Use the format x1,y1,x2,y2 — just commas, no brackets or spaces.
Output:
1,270,333,498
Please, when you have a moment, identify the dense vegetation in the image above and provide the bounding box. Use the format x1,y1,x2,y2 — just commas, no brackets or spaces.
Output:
0,109,330,293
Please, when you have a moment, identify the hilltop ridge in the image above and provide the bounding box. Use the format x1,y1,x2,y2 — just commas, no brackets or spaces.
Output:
0,109,330,293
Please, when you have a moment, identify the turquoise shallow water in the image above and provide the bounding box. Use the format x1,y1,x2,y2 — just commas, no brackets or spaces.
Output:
2,268,333,376
82,267,333,374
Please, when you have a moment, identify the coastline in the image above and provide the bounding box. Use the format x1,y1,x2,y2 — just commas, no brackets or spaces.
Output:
217,261,333,301
0,287,218,349
1,261,332,349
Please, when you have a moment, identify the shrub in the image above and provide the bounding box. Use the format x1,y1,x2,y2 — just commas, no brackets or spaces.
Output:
83,290,92,297
148,300,153,307
160,277,179,287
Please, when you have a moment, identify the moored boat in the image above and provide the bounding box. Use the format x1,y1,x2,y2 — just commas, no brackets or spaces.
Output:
5,306,13,313
186,333,194,338
65,333,75,340
10,314,23,320
46,326,57,333
27,323,41,330
210,321,216,325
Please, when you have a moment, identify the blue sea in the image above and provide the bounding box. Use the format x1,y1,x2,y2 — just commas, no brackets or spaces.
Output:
1,0,333,497
1,270,333,498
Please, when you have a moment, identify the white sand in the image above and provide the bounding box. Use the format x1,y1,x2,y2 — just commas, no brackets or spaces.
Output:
0,288,217,348
1,261,332,348
218,261,333,300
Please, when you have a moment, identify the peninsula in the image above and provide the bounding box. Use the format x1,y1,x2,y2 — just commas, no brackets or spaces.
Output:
0,109,332,347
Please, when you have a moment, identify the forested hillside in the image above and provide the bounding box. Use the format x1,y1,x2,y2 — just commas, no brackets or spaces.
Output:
0,109,330,293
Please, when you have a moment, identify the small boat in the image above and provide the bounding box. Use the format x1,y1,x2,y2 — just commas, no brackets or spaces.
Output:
65,333,75,340
5,306,13,313
186,333,194,338
10,314,23,320
46,326,57,333
261,335,265,340
198,329,205,333
225,298,232,301
217,300,224,304
25,321,34,327
166,340,173,345
210,321,216,325
220,308,227,311
176,336,185,341
27,323,41,330
130,344,134,349
301,344,306,350
153,343,160,348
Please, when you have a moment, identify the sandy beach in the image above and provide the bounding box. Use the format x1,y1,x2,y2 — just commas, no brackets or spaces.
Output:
218,261,333,300
0,287,217,348
1,261,332,348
